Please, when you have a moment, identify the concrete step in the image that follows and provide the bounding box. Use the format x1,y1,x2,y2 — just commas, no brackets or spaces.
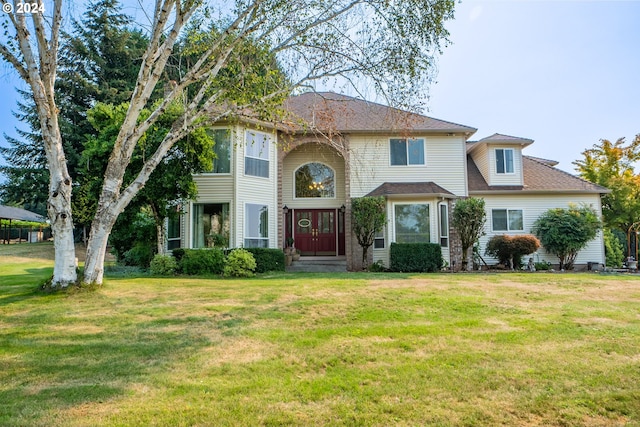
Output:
286,257,347,273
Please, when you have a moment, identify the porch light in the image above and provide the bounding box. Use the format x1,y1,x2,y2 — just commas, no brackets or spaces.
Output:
283,205,289,215
340,204,346,214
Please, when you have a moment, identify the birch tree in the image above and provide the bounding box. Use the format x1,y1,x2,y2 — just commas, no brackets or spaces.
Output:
1,0,456,286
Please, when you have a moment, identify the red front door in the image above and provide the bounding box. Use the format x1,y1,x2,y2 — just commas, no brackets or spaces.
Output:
295,209,337,256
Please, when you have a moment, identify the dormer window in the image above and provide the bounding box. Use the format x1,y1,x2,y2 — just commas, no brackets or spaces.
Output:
496,148,514,174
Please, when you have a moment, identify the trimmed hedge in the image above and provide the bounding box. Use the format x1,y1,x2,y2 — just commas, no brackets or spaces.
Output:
244,248,286,273
179,248,225,275
390,243,442,272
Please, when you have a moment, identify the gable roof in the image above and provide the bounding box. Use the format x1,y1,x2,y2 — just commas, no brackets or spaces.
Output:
365,182,455,198
284,92,477,135
467,156,610,194
467,133,534,154
0,205,47,222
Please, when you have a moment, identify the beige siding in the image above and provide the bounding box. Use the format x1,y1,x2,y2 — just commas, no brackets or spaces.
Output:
470,144,489,183
235,126,279,248
480,194,605,267
487,145,524,186
350,135,467,197
282,143,347,209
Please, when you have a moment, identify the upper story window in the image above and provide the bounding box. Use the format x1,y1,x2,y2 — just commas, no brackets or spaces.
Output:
295,163,335,198
496,148,514,174
492,209,523,232
209,129,231,173
245,130,270,178
390,138,425,166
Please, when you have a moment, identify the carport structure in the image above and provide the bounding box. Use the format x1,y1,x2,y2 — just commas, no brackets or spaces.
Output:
0,205,47,244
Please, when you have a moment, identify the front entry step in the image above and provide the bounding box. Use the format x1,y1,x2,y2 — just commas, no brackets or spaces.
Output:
286,257,347,273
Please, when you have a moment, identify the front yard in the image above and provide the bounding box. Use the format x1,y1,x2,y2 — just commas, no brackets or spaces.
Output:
1,244,639,426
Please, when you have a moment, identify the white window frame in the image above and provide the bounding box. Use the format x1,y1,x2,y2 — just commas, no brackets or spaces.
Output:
438,202,449,247
244,130,270,178
293,162,337,199
207,127,232,175
244,203,269,248
389,138,426,166
491,209,524,232
495,148,515,174
392,202,431,243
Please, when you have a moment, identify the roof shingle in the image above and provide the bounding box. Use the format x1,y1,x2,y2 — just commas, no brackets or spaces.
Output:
284,92,476,134
365,182,454,198
467,156,609,194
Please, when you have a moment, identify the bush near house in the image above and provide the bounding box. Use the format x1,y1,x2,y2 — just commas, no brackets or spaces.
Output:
150,254,178,276
224,249,257,277
390,243,442,272
179,248,225,275
485,234,540,269
244,248,286,273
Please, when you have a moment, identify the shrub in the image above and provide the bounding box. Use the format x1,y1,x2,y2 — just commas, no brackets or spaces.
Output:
535,261,552,271
244,248,286,273
604,228,624,267
533,205,602,270
150,254,178,276
485,234,540,269
180,249,225,275
122,242,155,268
390,243,442,272
171,248,186,263
224,249,257,277
367,260,387,272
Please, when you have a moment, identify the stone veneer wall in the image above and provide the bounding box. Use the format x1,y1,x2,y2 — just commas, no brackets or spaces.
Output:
448,198,464,272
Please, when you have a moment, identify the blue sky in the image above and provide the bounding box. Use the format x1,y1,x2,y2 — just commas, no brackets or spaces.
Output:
1,0,639,174
428,0,640,172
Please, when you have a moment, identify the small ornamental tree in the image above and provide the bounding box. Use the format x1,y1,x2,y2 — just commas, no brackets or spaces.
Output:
603,228,624,268
351,196,386,269
485,234,540,269
533,205,602,270
451,198,487,271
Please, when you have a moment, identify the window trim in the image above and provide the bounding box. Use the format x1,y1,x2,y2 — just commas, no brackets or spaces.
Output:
438,202,449,248
392,202,431,244
491,208,524,232
244,130,271,179
293,162,337,200
495,148,515,175
203,127,233,175
190,201,232,249
389,138,426,166
244,203,270,248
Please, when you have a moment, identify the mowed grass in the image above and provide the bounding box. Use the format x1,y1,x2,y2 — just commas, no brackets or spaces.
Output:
1,245,640,426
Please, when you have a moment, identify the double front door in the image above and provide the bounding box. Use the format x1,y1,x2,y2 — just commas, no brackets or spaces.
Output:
294,209,341,256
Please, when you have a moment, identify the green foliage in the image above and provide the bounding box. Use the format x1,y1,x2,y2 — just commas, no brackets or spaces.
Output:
389,243,442,273
485,235,541,269
180,249,225,276
367,260,387,272
533,205,602,270
604,228,625,268
171,248,186,263
535,261,552,271
451,198,487,270
150,254,178,276
573,135,640,231
351,196,387,268
109,209,156,266
224,249,257,278
244,248,285,273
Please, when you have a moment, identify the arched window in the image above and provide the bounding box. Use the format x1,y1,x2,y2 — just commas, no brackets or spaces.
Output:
295,163,335,198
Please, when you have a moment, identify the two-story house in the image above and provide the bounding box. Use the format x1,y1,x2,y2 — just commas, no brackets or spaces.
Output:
174,92,608,270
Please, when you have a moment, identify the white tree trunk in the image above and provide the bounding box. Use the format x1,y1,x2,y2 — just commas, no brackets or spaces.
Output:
466,247,474,272
83,210,117,285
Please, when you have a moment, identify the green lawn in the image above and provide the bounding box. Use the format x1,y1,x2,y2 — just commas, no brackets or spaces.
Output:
1,245,640,426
